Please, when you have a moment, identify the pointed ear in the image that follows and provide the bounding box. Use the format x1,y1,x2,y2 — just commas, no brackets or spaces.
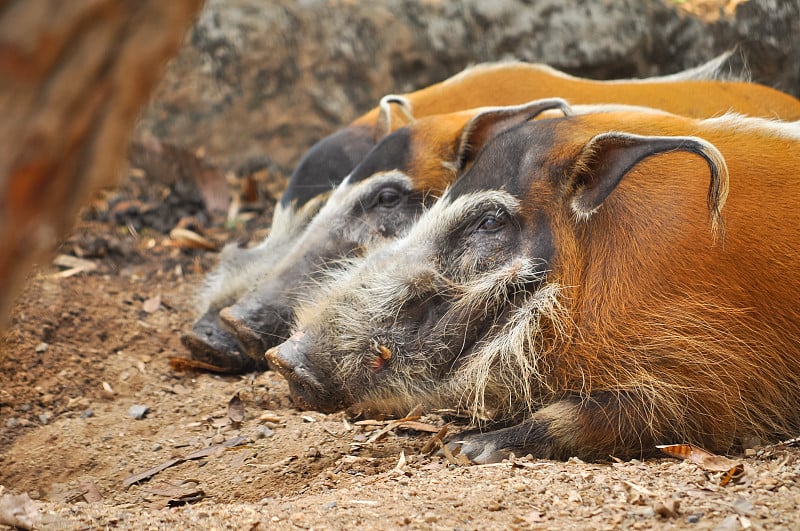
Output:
570,132,729,239
376,95,414,139
456,98,573,170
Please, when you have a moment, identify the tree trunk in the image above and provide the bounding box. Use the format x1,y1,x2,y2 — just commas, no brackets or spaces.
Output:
0,0,204,324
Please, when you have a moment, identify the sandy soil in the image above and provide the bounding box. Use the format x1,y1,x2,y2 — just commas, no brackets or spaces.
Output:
2,0,799,522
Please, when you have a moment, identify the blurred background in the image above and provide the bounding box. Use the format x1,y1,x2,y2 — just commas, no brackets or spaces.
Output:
139,0,800,181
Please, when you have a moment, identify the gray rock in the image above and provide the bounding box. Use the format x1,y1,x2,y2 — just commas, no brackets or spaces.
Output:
127,404,150,420
712,0,800,96
255,425,274,439
137,0,799,178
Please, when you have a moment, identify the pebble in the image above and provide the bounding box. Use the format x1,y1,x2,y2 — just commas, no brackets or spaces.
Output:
5,417,18,429
256,425,274,439
80,409,94,418
38,413,51,425
305,446,321,459
127,404,149,420
686,513,702,524
323,501,337,510
259,412,281,423
35,342,49,353
732,497,754,516
486,501,502,512
423,512,438,523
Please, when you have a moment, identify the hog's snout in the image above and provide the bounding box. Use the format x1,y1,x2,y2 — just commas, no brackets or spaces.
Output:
219,299,293,362
180,311,264,373
267,333,342,413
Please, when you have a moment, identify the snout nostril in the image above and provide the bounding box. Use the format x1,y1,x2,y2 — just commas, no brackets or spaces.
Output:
268,337,312,379
265,346,287,371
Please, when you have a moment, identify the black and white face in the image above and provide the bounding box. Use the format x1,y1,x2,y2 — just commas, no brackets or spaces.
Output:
181,125,375,372
215,127,439,361
268,107,730,416
210,99,577,369
268,122,567,416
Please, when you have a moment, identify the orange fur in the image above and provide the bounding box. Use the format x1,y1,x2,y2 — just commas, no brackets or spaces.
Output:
353,63,800,141
351,63,800,199
516,113,800,457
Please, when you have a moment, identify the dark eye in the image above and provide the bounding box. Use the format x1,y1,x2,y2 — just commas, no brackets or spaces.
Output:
477,212,506,233
376,188,402,208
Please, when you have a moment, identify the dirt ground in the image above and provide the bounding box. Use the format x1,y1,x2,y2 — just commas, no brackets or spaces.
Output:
0,142,799,531
2,0,800,523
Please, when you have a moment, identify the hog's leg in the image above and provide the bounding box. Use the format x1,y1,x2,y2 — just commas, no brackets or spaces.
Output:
448,392,669,463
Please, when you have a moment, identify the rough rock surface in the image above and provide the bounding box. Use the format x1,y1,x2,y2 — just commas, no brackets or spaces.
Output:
710,0,800,97
137,0,800,176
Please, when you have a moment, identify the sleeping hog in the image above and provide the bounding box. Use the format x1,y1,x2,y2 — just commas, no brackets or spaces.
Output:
182,55,759,372
269,105,800,463
216,69,800,368
218,99,574,362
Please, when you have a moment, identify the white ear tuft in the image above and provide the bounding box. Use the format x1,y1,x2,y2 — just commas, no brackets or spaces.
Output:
377,95,414,137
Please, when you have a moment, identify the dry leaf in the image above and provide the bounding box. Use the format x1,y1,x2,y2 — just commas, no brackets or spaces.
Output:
123,458,183,488
52,254,98,271
142,293,161,313
397,420,443,433
50,254,98,278
168,227,218,251
365,420,403,443
169,356,230,373
396,450,407,470
79,480,103,503
123,436,250,487
657,443,742,472
226,192,242,227
64,480,104,504
194,165,229,215
420,425,450,455
653,499,680,518
439,439,471,466
624,480,655,497
145,480,205,508
522,510,544,524
720,464,746,487
182,435,250,460
227,393,245,426
354,419,385,426
404,404,424,419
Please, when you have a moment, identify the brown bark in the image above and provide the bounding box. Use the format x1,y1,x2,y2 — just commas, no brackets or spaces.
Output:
0,0,204,324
